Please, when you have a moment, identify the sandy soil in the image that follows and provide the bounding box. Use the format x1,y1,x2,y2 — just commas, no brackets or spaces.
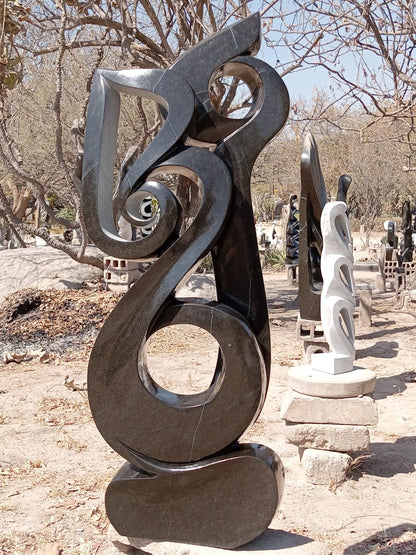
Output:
1,247,415,554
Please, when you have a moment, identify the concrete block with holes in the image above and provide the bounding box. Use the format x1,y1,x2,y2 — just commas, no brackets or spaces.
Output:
103,257,141,289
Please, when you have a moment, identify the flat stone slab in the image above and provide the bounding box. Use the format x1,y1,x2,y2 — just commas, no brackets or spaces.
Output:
281,390,378,425
288,365,376,398
285,422,370,452
300,448,352,485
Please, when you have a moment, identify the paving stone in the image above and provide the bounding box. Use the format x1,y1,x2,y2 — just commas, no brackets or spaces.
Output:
300,448,352,485
288,365,376,398
285,422,370,452
281,389,378,425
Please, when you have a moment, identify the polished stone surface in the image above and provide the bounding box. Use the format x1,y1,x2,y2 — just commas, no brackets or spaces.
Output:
298,133,327,322
298,135,352,324
106,444,284,549
82,13,289,548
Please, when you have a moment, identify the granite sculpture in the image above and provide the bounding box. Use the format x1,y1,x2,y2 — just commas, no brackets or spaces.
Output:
82,14,289,549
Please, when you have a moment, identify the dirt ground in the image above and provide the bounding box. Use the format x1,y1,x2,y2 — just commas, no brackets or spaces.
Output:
0,245,415,554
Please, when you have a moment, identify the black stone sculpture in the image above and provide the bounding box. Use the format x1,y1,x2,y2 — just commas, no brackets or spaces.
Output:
401,200,413,263
336,173,352,204
298,133,327,323
82,14,289,549
285,194,299,284
381,221,397,261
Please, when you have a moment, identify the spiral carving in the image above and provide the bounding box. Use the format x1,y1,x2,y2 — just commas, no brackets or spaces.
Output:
82,13,289,549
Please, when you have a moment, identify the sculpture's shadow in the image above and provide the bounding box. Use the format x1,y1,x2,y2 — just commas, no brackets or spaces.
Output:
120,530,317,554
352,437,416,479
343,523,416,554
355,339,399,360
237,528,314,551
371,370,416,400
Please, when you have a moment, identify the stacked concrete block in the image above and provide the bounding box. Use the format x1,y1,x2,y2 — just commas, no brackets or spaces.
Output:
282,370,377,485
283,202,378,484
104,257,141,289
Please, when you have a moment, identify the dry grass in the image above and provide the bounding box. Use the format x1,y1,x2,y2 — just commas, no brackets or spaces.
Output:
147,324,218,354
54,431,87,452
35,396,91,427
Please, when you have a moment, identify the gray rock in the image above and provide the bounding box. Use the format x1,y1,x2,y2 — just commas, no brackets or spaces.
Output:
281,390,378,425
300,448,352,485
285,422,370,452
0,246,102,302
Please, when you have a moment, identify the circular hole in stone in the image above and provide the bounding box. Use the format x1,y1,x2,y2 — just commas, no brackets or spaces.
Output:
146,324,221,395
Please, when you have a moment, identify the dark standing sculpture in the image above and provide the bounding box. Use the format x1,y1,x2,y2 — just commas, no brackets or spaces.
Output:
297,133,351,357
285,193,299,284
401,200,413,263
82,14,289,549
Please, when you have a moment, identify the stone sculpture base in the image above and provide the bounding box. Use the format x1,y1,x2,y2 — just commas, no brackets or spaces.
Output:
282,368,377,485
106,444,284,549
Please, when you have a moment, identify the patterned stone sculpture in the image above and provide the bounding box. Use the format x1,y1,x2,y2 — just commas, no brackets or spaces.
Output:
82,14,289,549
298,133,327,324
312,201,356,374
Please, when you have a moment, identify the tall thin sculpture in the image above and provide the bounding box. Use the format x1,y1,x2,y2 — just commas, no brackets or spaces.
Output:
297,133,351,358
82,14,289,549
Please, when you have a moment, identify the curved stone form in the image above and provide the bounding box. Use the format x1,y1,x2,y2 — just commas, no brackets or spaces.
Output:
401,200,413,262
313,201,356,373
82,14,289,549
298,134,352,325
298,133,327,322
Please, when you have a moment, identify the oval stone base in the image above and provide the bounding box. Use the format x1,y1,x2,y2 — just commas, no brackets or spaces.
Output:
106,443,284,549
288,365,376,398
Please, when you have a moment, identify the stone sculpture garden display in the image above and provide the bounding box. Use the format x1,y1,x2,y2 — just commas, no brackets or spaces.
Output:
82,14,289,549
377,202,416,292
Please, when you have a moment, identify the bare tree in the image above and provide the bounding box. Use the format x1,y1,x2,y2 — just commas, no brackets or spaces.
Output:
263,0,416,167
0,0,255,265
